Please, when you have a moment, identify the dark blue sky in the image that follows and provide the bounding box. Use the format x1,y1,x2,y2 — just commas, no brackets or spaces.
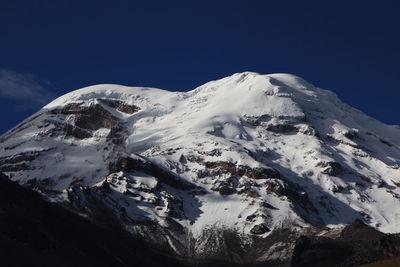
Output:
1,0,399,134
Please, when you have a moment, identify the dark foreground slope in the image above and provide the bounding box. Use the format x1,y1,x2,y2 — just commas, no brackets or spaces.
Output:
0,172,286,267
291,220,400,267
2,170,400,267
0,172,185,267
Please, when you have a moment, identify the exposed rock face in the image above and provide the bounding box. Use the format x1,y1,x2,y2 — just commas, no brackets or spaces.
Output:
48,102,120,138
98,98,140,114
1,72,400,265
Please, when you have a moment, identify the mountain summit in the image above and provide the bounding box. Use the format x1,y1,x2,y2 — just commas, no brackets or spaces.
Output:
1,72,400,264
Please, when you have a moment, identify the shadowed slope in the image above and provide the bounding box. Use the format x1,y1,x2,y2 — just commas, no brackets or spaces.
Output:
0,172,182,267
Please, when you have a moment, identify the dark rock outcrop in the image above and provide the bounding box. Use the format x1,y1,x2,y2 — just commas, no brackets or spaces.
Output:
250,224,270,235
98,98,140,114
110,156,196,190
266,123,298,133
316,161,344,176
187,156,280,180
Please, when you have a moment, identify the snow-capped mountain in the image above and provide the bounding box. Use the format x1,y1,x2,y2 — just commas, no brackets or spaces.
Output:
1,72,400,264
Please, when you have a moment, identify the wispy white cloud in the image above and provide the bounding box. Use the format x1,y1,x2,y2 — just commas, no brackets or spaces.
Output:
0,68,57,110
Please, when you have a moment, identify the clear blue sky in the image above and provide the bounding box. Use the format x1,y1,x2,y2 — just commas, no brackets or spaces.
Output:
1,0,399,134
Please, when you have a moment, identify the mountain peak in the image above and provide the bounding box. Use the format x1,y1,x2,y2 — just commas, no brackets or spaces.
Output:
1,73,400,264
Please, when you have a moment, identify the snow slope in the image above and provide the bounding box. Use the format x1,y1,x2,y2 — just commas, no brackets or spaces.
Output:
1,72,400,262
